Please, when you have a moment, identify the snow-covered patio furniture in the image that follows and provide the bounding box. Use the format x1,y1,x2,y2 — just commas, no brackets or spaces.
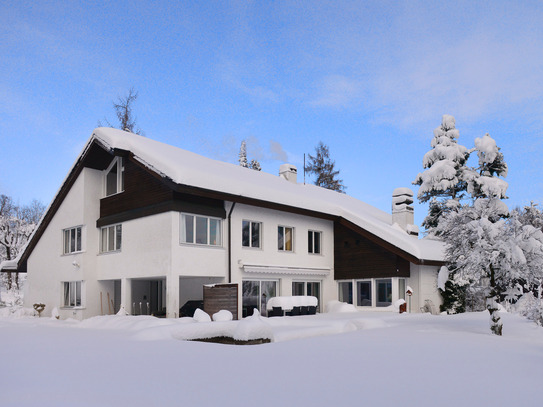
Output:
266,296,318,317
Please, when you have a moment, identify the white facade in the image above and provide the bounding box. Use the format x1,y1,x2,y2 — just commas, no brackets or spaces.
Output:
18,129,444,320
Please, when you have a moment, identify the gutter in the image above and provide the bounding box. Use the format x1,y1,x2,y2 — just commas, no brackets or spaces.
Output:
227,202,236,283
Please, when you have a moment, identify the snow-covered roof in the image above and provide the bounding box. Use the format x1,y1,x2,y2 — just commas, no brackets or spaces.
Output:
91,128,444,263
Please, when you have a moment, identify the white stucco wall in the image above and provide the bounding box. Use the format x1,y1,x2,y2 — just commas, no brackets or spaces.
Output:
96,212,173,280
25,168,103,319
408,264,442,313
229,203,335,315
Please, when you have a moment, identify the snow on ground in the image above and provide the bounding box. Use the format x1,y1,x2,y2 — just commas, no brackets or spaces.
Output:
0,310,542,407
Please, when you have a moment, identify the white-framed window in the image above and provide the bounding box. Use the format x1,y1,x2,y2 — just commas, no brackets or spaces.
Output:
356,280,372,307
376,279,392,307
277,226,293,251
292,280,321,312
242,220,261,248
338,281,353,304
180,214,222,246
101,224,122,253
63,226,82,254
308,230,322,254
63,281,83,308
104,157,125,197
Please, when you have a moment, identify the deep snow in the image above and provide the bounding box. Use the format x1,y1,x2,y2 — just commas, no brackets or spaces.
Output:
0,310,542,407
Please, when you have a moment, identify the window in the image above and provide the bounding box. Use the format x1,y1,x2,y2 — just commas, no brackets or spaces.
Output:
292,281,321,312
357,281,372,306
101,224,122,253
63,281,82,308
242,220,261,248
338,281,353,304
63,226,82,254
242,280,277,317
308,230,321,254
278,226,293,251
376,279,392,307
181,214,222,246
104,157,125,197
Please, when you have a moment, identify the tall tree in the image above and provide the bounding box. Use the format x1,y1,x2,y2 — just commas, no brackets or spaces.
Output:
305,142,345,193
0,196,45,290
238,140,249,168
413,114,471,234
100,88,143,135
238,140,261,171
437,133,511,335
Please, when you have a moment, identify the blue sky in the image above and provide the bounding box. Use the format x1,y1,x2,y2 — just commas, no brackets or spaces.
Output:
1,0,543,227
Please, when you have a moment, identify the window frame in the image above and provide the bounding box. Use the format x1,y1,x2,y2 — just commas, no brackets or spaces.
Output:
62,281,83,308
356,280,373,307
180,213,222,247
338,280,353,304
308,230,322,254
242,220,262,249
104,157,125,197
62,226,83,255
100,224,122,253
277,225,294,252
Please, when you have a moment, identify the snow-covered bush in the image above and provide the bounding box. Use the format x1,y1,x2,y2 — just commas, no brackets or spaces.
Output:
515,292,543,326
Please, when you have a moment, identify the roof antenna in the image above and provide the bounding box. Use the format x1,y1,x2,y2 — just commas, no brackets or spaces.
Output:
303,153,306,185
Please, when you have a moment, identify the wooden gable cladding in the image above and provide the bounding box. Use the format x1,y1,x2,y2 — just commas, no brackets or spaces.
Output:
97,157,226,227
334,221,410,280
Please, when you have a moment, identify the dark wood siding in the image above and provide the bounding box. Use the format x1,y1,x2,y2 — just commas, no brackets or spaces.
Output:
203,284,239,320
334,222,410,280
98,158,226,227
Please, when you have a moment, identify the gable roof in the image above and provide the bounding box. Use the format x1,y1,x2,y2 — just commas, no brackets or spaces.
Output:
91,128,444,264
2,128,444,272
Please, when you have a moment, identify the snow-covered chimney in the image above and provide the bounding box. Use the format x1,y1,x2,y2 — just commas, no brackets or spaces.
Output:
392,188,419,237
279,164,297,183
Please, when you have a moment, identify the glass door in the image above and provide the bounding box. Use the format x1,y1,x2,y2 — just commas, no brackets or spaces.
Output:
242,280,278,317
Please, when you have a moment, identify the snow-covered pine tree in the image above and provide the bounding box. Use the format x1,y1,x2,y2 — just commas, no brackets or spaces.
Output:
508,204,543,324
439,199,511,335
438,133,511,335
304,142,345,193
467,134,508,200
238,140,249,168
249,159,261,171
413,114,471,234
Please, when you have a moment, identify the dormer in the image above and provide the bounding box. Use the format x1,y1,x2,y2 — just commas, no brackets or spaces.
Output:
104,157,125,197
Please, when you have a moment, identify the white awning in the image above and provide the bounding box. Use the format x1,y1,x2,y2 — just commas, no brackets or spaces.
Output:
242,264,330,276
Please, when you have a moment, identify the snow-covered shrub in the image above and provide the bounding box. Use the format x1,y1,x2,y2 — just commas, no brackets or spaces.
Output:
515,292,543,326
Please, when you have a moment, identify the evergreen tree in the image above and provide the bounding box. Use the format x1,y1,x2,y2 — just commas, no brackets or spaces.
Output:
238,140,249,168
413,114,471,234
249,159,261,171
467,134,508,199
305,141,345,193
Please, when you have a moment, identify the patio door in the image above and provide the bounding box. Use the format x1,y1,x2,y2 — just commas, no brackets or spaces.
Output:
242,280,278,317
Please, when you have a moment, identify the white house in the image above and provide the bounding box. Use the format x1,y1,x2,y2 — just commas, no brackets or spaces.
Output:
2,128,445,319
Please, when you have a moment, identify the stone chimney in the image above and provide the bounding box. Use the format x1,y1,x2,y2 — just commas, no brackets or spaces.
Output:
392,188,419,237
279,164,297,183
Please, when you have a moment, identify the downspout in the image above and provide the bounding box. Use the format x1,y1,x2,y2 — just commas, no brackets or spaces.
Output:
227,202,236,283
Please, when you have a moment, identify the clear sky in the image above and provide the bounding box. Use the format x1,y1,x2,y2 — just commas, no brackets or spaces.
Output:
1,0,543,228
